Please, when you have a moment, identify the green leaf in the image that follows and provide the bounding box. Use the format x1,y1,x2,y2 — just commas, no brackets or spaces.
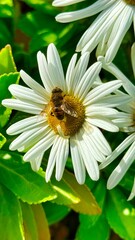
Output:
76,213,110,240
43,202,70,225
76,180,110,240
23,0,49,6
19,11,59,38
64,171,101,215
51,171,101,215
0,21,12,46
0,133,6,148
22,0,58,14
21,203,51,240
29,31,57,52
78,179,106,230
18,11,62,53
0,45,17,74
0,184,24,240
106,188,135,240
0,72,20,128
21,202,38,240
50,175,80,206
0,0,13,17
31,204,50,240
0,150,57,204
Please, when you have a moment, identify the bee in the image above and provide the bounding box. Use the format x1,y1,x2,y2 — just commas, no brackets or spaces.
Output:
51,87,78,120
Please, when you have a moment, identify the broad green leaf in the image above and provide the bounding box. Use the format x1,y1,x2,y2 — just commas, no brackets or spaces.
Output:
51,171,101,215
22,0,58,14
0,0,13,17
30,31,57,52
0,184,24,240
0,151,57,204
76,212,110,240
0,72,20,128
21,202,38,240
0,45,17,74
19,11,59,38
64,171,101,215
21,202,51,240
106,188,135,240
23,0,49,5
50,175,80,206
31,204,50,240
0,21,12,46
79,179,106,229
43,202,70,225
76,180,109,240
0,133,6,148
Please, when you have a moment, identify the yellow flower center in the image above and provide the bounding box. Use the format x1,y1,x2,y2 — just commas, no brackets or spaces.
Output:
123,0,135,5
44,87,85,136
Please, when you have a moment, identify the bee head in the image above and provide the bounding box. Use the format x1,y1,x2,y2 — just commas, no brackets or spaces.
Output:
52,87,63,93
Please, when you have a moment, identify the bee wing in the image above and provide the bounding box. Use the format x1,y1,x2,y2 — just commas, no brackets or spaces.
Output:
61,101,78,118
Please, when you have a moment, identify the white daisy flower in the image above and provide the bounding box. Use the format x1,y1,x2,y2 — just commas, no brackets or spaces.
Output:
53,0,135,62
2,43,123,184
53,0,84,6
128,177,135,200
99,43,135,199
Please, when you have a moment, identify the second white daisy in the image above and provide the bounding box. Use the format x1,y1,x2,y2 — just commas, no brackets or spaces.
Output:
53,0,135,62
99,43,135,200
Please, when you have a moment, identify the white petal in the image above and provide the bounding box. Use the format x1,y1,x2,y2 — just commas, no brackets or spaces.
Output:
55,137,69,180
37,51,54,92
6,115,46,135
112,112,133,128
84,80,122,105
46,135,60,182
96,28,112,57
77,130,99,180
10,125,49,151
85,106,118,117
86,117,119,132
74,62,102,100
53,0,84,6
66,53,77,94
70,137,86,184
82,122,111,157
55,0,114,22
98,57,135,97
9,84,47,104
76,0,122,52
2,99,43,115
84,132,105,162
131,43,135,79
107,141,135,189
30,152,44,171
23,130,55,162
89,125,111,156
20,70,48,99
67,52,90,94
91,94,131,108
128,177,135,201
47,43,66,91
105,6,133,62
100,133,135,169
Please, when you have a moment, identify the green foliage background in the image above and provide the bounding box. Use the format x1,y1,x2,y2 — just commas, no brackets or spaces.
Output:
0,0,135,239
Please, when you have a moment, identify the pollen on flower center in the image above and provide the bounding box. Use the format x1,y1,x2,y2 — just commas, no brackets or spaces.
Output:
44,88,85,136
123,0,135,5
